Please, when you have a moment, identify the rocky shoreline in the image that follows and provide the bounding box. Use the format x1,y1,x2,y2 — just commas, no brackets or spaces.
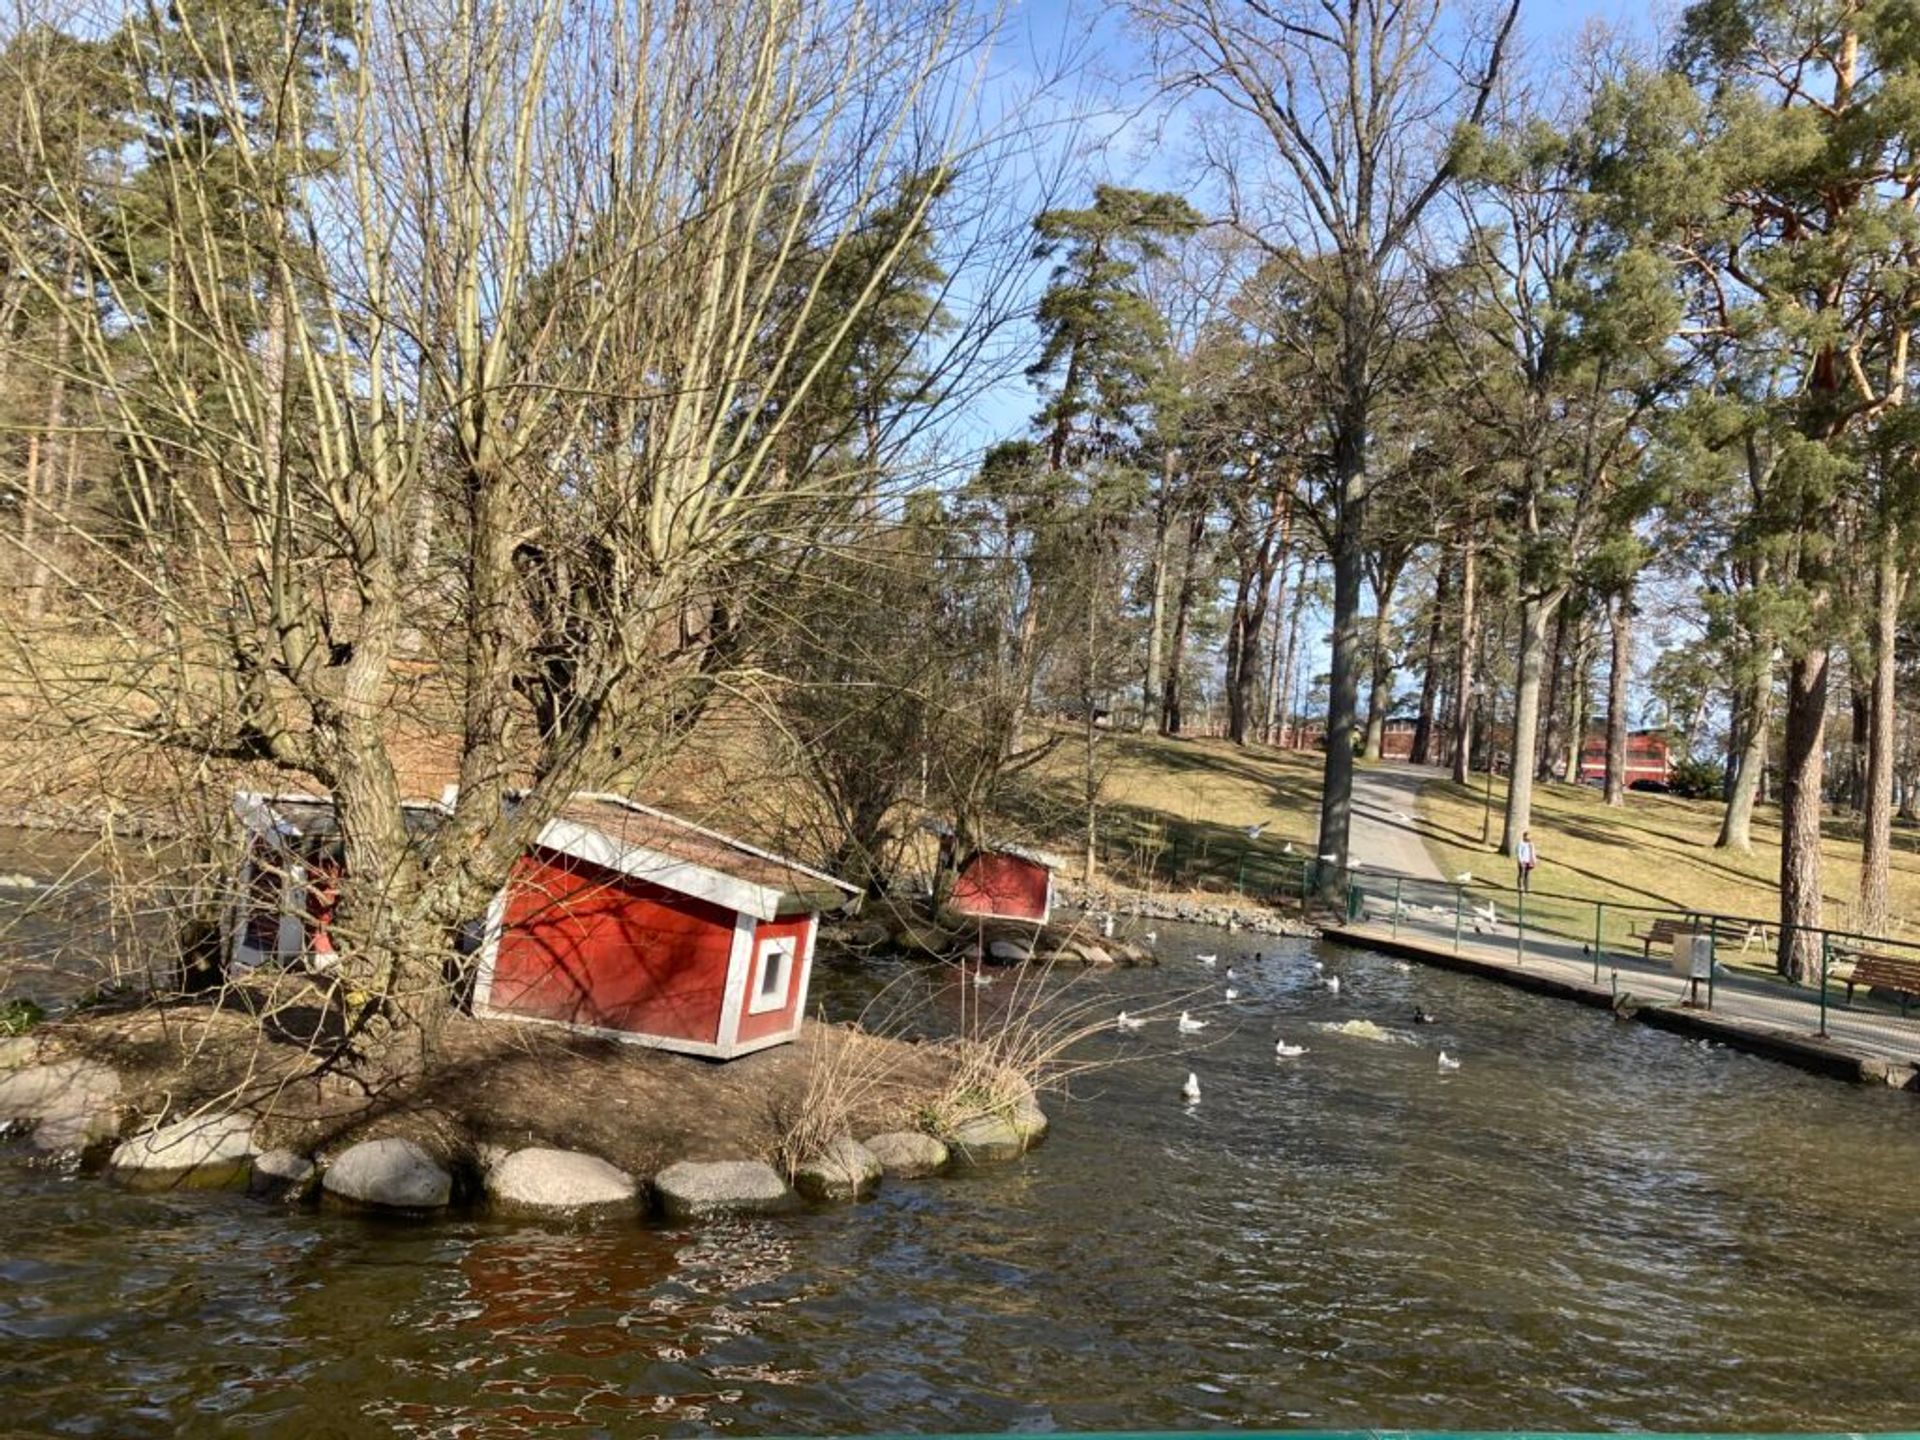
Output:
1054,880,1320,939
0,1014,1049,1225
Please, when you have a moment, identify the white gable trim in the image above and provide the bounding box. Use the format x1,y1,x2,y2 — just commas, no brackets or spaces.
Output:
714,911,757,1055
469,882,512,1014
534,816,779,920
576,794,858,900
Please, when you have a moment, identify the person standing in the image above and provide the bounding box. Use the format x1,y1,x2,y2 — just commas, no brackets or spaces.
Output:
1516,830,1537,894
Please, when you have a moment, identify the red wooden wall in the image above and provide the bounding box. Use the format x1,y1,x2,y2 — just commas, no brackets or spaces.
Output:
489,848,736,1044
950,852,1050,922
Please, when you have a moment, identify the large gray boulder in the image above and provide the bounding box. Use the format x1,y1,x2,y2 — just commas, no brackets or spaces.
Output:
321,1137,452,1210
946,1112,1025,1164
1011,1097,1049,1146
792,1137,883,1202
987,939,1030,963
109,1111,256,1187
249,1149,319,1203
652,1159,796,1221
486,1147,641,1217
861,1130,949,1178
0,1059,121,1156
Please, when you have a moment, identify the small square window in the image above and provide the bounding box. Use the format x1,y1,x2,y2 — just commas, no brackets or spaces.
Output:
748,937,797,1015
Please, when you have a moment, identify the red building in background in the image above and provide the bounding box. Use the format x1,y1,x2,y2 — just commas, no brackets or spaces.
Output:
1577,730,1674,788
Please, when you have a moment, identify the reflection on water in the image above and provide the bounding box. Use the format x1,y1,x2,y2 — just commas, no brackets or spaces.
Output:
5,932,1920,1434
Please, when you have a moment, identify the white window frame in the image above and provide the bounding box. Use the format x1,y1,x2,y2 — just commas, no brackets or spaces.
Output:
748,935,798,1015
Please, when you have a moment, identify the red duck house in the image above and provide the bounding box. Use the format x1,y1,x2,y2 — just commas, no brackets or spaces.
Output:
474,796,858,1059
231,792,857,1059
947,842,1062,925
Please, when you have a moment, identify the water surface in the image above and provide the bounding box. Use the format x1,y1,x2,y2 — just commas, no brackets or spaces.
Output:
5,933,1920,1435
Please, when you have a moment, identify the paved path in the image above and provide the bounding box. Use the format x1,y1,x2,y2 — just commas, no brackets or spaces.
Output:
1334,906,1920,1066
1349,765,1445,881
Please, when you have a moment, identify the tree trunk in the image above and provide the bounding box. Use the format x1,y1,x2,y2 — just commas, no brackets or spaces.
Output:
1277,559,1305,748
1561,609,1593,783
1603,585,1633,807
1161,507,1206,735
1717,646,1773,850
1776,646,1829,983
1860,539,1903,936
1263,549,1291,742
1410,559,1450,766
1362,599,1393,761
1450,535,1478,785
1142,462,1174,729
1316,407,1367,877
22,244,77,621
1500,589,1560,855
1537,596,1571,780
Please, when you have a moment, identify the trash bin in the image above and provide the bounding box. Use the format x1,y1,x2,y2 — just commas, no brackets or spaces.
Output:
1671,932,1709,979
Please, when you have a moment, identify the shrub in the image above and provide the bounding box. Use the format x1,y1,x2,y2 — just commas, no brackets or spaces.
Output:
1667,757,1726,800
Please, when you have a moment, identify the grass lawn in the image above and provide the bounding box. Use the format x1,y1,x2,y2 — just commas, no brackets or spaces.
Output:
1414,771,1920,950
1016,729,1328,895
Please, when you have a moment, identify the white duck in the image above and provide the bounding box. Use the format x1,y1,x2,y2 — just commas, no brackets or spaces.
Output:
1437,1051,1462,1072
1196,952,1218,967
1224,987,1240,1001
971,969,993,987
1275,1040,1308,1058
1324,975,1341,997
1115,1011,1146,1032
1177,1011,1208,1034
1144,930,1158,945
1181,1072,1202,1104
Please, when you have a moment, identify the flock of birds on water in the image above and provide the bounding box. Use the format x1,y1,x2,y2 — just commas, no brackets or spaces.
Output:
1099,940,1466,1108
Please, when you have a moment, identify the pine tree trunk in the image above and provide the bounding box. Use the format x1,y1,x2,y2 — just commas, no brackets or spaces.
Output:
1860,540,1903,936
1717,647,1773,851
1410,560,1449,766
1538,597,1570,781
1161,508,1205,735
1316,408,1367,877
1776,646,1830,983
1277,562,1304,748
1501,590,1559,855
1604,586,1632,807
1362,600,1392,761
1561,611,1593,783
1263,550,1291,742
1142,465,1174,730
1450,536,1478,786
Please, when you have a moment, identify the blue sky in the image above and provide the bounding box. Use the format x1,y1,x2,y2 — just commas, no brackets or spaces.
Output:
954,0,1675,725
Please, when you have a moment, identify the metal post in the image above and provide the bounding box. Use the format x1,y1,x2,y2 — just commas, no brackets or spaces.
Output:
1453,886,1463,954
1516,885,1525,965
1346,877,1357,926
1237,849,1248,896
1392,877,1403,938
1593,902,1604,984
1818,929,1830,1039
1706,924,1716,1010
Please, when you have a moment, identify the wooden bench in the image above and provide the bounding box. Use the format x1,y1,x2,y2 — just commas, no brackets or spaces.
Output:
1630,917,1686,959
1838,951,1920,1014
1712,918,1771,953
